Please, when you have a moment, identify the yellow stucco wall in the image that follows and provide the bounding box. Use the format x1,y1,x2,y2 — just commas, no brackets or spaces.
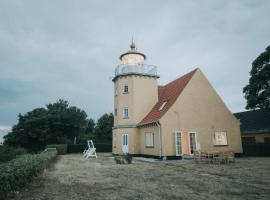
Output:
114,75,158,126
112,69,243,156
113,74,158,155
112,128,140,154
160,69,243,156
139,125,160,156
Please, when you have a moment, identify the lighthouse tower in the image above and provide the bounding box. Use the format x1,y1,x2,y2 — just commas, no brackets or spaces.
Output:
112,42,159,155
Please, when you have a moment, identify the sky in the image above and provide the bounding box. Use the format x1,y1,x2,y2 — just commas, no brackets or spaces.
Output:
0,0,270,129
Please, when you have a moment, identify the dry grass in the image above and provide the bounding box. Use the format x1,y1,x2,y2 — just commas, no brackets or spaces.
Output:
8,153,270,200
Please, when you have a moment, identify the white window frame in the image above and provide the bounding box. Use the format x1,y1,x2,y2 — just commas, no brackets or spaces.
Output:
145,132,154,147
123,107,129,118
213,131,228,146
123,84,129,94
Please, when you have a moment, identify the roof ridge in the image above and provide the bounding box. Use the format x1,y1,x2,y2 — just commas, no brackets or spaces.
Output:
163,68,199,88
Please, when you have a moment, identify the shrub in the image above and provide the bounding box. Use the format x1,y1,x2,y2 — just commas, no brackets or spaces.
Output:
67,144,86,153
67,143,112,154
94,143,112,152
46,144,67,154
0,145,27,163
114,155,133,164
0,149,57,199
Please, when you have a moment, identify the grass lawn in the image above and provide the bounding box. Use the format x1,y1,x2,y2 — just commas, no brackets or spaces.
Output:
8,153,270,200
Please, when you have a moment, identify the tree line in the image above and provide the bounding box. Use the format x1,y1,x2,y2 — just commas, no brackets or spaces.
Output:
4,99,113,152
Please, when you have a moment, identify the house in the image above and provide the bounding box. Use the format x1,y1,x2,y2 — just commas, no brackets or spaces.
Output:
112,42,243,159
234,110,270,143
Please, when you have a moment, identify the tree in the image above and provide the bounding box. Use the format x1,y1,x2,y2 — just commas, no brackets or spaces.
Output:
4,99,88,151
94,113,114,143
243,45,270,110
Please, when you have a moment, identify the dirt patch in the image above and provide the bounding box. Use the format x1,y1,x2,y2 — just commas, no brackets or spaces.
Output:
8,154,270,200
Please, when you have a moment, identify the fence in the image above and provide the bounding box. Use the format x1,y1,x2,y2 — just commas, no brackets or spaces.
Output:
242,142,270,156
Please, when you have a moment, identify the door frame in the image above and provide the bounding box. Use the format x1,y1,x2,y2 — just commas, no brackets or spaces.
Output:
175,131,182,156
188,131,197,155
175,131,198,156
122,133,128,154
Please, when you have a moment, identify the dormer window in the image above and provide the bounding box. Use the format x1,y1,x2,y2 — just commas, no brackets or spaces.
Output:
123,84,129,94
158,101,167,111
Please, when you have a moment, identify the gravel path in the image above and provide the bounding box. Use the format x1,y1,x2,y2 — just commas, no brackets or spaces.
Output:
8,153,270,200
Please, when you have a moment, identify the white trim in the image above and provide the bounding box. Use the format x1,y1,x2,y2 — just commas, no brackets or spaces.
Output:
123,84,129,94
213,131,228,146
122,133,128,154
123,107,129,118
145,132,154,147
188,131,197,155
175,131,182,156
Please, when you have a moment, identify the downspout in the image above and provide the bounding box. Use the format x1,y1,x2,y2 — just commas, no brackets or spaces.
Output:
155,121,162,159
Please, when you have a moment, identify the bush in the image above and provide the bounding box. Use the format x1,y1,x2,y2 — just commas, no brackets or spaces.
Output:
67,144,86,153
114,155,133,164
67,143,112,154
46,144,67,154
0,145,27,163
95,143,112,152
0,149,57,199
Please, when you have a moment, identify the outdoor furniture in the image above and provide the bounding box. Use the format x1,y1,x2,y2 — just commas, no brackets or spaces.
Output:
224,151,235,163
194,150,235,164
194,150,201,163
83,140,97,158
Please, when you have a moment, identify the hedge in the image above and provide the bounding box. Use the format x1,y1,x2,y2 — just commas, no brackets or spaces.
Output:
0,148,57,199
46,144,67,154
67,143,112,153
0,145,27,163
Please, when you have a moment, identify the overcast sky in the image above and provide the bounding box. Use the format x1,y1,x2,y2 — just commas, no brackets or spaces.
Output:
0,0,270,128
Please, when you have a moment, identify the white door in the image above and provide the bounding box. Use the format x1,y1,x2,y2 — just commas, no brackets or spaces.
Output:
122,134,128,154
175,132,182,156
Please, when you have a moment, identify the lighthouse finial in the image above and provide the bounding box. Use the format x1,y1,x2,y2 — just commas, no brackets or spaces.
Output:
130,36,135,50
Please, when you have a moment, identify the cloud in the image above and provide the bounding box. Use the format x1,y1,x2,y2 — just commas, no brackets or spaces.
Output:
0,0,270,126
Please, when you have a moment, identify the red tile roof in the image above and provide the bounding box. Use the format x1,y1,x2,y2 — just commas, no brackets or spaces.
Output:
138,68,198,126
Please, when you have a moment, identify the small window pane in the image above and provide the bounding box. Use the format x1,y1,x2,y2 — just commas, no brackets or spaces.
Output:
214,132,228,146
145,132,154,147
123,85,128,93
123,107,128,118
159,101,167,111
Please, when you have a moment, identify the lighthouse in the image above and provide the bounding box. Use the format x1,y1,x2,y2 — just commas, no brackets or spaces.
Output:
112,42,159,154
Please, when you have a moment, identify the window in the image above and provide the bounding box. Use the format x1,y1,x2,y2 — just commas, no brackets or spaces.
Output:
242,137,256,143
114,108,117,116
123,84,128,94
213,131,228,146
123,107,129,118
158,101,167,111
145,132,154,147
113,134,116,147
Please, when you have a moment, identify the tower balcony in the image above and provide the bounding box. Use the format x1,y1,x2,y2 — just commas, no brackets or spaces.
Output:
113,64,159,81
